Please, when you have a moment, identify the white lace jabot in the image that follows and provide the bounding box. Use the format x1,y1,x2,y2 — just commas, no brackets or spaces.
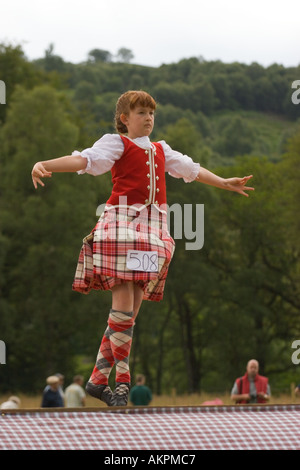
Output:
128,136,152,149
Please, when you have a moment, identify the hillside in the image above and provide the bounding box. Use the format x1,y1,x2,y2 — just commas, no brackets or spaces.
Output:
0,43,299,395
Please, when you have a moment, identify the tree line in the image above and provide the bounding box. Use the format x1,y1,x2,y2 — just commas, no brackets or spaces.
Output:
0,43,299,394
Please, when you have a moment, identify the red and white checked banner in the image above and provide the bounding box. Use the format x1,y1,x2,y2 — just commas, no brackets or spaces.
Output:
1,405,300,450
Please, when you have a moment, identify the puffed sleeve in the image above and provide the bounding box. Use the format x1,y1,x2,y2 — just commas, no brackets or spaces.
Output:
159,141,200,183
73,134,124,176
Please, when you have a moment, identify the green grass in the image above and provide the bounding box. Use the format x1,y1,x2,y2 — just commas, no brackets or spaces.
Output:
1,391,299,410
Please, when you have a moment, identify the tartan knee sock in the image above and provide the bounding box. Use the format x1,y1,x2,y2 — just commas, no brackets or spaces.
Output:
89,326,114,385
108,309,134,384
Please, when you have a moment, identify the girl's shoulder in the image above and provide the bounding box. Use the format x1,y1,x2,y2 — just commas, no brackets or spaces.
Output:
92,133,124,152
155,140,171,152
96,133,123,144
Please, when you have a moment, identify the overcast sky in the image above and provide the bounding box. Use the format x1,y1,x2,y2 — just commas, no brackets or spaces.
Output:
1,0,299,68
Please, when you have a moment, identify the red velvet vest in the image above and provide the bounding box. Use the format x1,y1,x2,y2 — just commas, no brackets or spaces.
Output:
236,372,268,403
106,136,167,208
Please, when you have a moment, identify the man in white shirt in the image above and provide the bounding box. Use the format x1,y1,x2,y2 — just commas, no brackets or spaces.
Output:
65,375,86,407
0,396,21,409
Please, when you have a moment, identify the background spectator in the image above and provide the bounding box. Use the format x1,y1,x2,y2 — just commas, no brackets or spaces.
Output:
130,374,152,406
41,375,64,408
65,375,86,407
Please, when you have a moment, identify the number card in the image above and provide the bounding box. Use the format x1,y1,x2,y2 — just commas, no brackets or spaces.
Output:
126,250,159,272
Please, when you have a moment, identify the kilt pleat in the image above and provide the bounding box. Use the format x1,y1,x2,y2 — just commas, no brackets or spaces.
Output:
72,205,175,302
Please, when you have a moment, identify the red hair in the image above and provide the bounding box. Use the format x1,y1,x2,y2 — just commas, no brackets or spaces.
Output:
114,90,156,133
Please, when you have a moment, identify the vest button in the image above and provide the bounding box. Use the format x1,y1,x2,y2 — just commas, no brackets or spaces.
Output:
146,161,150,165
156,176,159,180
145,150,148,154
145,199,149,203
147,185,150,190
147,173,150,178
156,188,160,192
155,164,158,168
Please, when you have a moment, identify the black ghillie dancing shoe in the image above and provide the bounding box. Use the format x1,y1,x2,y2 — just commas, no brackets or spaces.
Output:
85,382,113,407
111,383,130,407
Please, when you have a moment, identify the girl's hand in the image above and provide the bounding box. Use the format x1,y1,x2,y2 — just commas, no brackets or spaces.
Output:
31,162,52,189
224,175,254,197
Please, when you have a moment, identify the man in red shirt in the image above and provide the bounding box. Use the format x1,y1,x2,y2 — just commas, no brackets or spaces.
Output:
231,359,271,404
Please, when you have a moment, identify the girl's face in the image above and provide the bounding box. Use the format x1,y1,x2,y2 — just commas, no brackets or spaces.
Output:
121,106,155,139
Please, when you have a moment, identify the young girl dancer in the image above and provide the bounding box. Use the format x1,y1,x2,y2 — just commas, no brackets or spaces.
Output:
32,90,254,406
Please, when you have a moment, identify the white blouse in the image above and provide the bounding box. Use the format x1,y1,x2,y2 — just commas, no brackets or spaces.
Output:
73,134,200,183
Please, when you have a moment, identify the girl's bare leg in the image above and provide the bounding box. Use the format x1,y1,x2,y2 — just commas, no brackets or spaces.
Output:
133,283,144,320
111,281,135,312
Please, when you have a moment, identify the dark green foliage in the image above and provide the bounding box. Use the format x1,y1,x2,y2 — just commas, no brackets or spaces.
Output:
0,44,299,395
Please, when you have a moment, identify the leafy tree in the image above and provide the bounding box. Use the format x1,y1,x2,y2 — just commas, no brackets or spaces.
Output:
191,81,216,115
43,43,66,72
0,43,42,122
74,80,97,103
88,48,112,63
213,116,255,157
156,117,201,157
203,153,300,389
116,48,134,63
0,85,82,390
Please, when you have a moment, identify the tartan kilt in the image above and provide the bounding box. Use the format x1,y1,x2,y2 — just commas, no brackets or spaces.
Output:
72,205,175,302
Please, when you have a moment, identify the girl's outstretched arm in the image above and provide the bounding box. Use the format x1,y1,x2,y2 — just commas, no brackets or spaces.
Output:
31,155,87,189
195,168,254,197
